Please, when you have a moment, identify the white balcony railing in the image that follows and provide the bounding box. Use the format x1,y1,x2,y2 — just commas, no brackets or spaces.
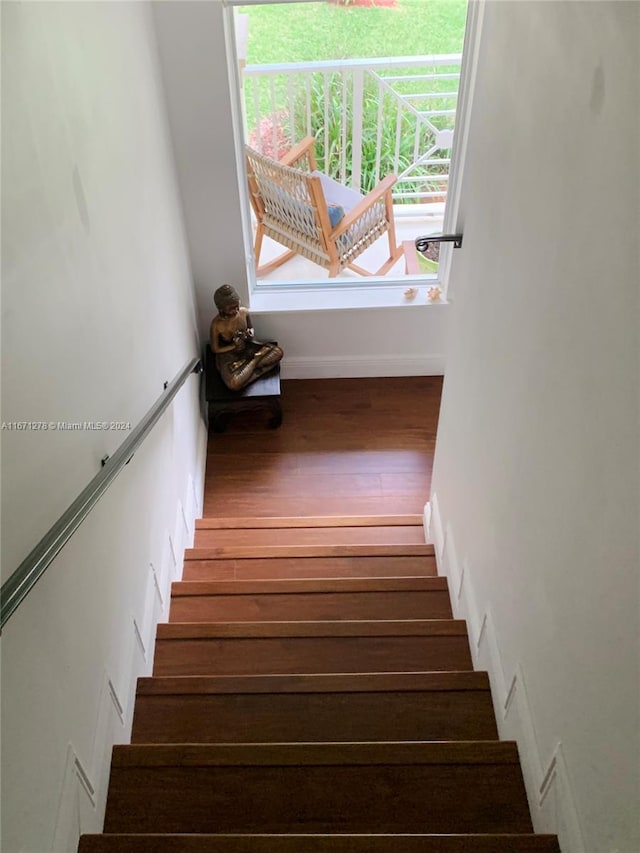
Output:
243,54,462,207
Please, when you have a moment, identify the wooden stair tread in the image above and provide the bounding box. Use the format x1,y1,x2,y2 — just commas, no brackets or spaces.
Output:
136,671,491,695
104,741,533,834
185,544,434,560
196,514,424,529
168,577,453,621
79,835,561,852
170,577,448,595
131,671,499,743
157,620,467,639
182,555,438,582
153,620,473,676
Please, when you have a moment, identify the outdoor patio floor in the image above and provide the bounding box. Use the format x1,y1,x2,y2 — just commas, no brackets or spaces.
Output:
256,206,445,284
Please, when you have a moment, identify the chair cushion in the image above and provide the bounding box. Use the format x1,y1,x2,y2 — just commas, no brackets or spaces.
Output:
327,204,345,228
311,171,364,214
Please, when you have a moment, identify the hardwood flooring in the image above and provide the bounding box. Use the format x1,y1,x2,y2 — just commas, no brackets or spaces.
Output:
79,375,563,852
203,376,443,517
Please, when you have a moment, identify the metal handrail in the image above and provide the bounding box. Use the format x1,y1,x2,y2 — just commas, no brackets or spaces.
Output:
0,356,202,631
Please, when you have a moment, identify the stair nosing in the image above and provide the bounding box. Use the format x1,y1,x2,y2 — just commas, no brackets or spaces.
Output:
111,740,521,767
170,577,448,596
185,544,435,560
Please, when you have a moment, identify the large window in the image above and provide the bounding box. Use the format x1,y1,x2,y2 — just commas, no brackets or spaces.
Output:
227,0,470,302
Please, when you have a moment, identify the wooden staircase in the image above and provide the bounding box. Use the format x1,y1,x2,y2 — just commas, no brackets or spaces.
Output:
79,516,560,852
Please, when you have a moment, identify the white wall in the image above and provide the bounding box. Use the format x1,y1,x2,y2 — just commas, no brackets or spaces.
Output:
252,304,449,377
152,0,449,378
1,3,206,850
151,0,249,344
430,2,639,851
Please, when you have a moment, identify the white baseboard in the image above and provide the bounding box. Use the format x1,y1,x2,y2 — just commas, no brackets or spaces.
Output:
430,493,586,853
280,354,445,379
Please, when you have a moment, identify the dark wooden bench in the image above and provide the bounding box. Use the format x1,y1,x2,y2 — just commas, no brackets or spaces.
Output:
205,345,282,433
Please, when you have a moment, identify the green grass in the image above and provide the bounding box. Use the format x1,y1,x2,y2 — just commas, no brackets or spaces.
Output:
242,0,468,65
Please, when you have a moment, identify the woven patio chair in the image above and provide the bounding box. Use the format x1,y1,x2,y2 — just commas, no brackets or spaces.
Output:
246,136,402,278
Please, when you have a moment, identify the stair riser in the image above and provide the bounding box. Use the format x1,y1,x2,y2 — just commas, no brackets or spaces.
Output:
181,556,438,581
131,690,498,743
104,764,533,835
152,636,473,677
168,591,453,622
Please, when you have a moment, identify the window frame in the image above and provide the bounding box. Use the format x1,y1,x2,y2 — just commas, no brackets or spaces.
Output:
222,0,483,312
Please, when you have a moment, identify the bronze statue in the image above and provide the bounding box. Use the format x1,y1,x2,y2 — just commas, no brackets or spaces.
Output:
210,285,283,391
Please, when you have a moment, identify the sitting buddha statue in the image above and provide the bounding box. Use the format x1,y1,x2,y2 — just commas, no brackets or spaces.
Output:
210,284,283,392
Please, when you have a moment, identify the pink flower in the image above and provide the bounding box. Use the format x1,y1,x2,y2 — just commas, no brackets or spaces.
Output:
249,112,291,161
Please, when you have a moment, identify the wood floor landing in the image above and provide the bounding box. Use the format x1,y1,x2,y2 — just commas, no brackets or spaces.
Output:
203,377,443,517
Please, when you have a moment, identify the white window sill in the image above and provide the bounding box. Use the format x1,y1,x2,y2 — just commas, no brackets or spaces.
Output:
249,283,449,314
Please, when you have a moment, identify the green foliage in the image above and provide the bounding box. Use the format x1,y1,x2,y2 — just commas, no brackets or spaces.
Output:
293,71,451,201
